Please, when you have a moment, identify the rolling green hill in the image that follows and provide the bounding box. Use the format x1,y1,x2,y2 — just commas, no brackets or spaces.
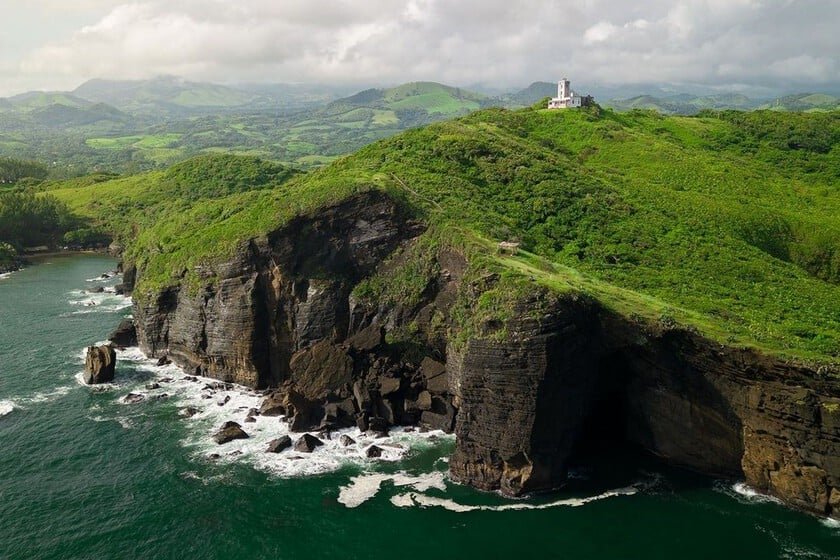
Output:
50,105,840,362
606,93,757,114
757,92,840,112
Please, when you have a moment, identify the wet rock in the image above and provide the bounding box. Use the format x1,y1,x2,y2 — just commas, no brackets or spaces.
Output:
157,355,172,366
179,407,200,418
420,397,456,432
267,436,292,453
122,393,145,404
213,421,249,444
366,445,383,458
145,383,161,390
90,286,105,293
108,319,137,349
294,433,323,453
340,435,356,447
244,416,257,423
83,345,116,384
217,395,231,407
259,392,286,416
320,399,356,430
368,416,389,433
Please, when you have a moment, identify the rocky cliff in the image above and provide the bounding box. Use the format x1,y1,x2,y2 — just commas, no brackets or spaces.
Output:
449,293,840,517
127,190,840,518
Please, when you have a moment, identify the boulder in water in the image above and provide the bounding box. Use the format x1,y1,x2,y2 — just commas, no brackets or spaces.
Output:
213,421,249,444
266,436,292,453
83,345,116,384
294,433,323,453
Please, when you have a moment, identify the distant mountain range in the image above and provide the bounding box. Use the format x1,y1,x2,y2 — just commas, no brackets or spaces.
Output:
0,76,836,177
604,91,840,114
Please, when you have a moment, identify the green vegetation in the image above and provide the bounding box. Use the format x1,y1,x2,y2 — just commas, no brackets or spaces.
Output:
49,105,840,362
0,192,82,249
0,157,48,184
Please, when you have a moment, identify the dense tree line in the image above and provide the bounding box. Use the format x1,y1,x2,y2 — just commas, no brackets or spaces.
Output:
0,157,48,184
0,192,85,249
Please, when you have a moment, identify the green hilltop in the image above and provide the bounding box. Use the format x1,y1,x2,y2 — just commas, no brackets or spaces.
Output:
49,105,840,362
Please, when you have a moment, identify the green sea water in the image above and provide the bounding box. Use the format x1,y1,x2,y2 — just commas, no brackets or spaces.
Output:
1,254,839,560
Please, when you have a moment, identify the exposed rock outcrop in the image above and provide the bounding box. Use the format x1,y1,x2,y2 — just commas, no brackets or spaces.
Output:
448,290,840,517
266,436,292,453
126,190,840,518
213,421,249,444
294,433,323,453
83,345,116,384
108,319,137,349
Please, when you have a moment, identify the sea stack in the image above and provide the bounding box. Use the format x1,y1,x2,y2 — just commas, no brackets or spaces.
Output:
83,345,116,384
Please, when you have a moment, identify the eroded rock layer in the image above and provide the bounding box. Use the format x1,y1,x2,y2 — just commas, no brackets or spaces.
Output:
128,190,840,517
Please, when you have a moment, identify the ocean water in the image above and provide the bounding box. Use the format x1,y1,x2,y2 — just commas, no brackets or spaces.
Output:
1,253,839,560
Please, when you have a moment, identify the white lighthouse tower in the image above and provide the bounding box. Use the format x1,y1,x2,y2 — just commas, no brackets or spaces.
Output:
548,78,593,109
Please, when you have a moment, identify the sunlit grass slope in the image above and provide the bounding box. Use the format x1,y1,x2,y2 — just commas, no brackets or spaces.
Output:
52,106,840,361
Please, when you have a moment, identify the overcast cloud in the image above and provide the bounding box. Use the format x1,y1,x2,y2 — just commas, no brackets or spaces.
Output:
1,0,838,96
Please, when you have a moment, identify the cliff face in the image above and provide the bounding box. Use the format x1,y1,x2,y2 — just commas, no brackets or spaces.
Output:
449,300,840,517
129,191,840,517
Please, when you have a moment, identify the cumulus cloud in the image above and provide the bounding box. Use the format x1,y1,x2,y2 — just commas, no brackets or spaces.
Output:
3,0,840,94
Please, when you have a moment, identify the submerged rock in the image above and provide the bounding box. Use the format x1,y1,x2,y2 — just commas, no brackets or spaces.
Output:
122,393,145,404
83,345,116,384
213,421,249,444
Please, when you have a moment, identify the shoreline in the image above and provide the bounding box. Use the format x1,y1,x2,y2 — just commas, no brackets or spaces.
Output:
1,248,115,275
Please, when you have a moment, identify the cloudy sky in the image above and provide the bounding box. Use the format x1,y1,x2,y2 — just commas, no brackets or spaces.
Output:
1,0,838,96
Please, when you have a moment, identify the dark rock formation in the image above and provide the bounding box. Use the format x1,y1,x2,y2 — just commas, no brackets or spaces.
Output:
124,189,840,517
366,445,383,458
213,421,249,444
340,435,356,446
448,289,840,517
266,436,292,453
108,319,137,349
83,345,116,384
294,433,323,453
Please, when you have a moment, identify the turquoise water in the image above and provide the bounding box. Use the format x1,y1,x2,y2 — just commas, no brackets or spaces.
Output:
1,254,839,560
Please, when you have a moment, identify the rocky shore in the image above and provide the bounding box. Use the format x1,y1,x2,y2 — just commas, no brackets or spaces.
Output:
116,190,840,518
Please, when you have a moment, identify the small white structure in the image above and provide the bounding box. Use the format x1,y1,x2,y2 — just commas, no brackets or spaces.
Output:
547,78,593,109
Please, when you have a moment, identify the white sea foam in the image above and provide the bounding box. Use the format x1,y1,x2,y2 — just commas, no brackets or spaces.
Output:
20,386,72,404
65,290,132,314
727,482,784,505
0,272,12,280
92,345,452,479
338,471,448,508
0,400,17,416
820,517,840,530
387,485,639,513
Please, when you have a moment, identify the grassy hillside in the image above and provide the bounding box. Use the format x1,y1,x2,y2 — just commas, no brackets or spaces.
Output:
50,106,840,361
